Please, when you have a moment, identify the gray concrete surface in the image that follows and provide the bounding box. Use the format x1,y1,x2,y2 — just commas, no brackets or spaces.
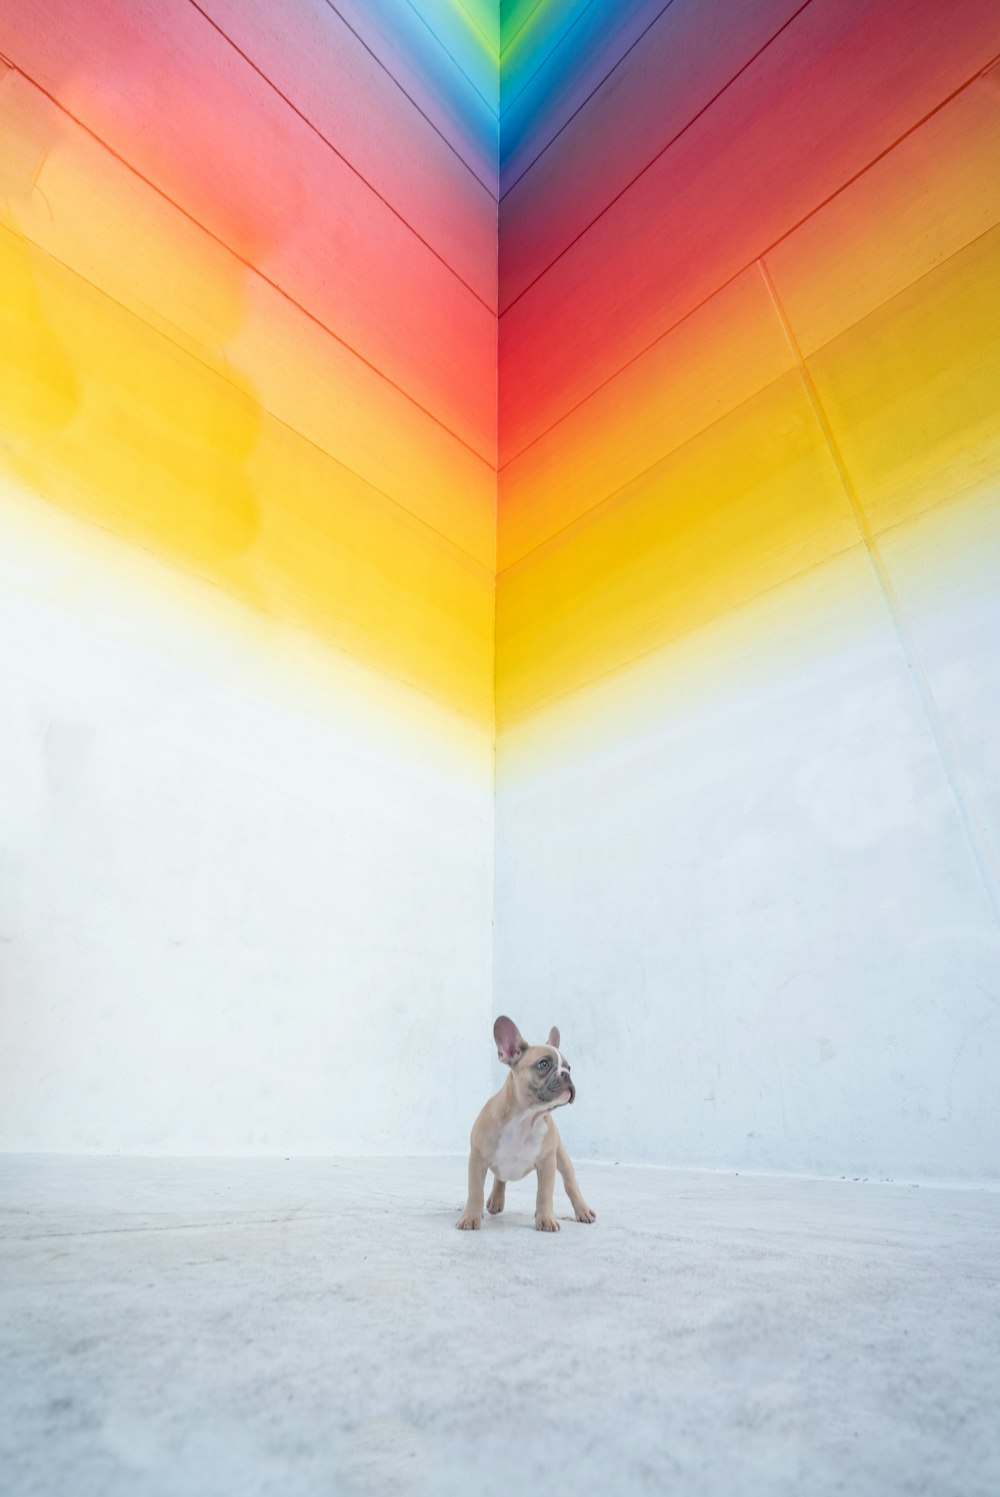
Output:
1,1155,998,1496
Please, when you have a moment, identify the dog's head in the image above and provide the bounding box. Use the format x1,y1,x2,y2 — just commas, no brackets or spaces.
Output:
493,1015,576,1111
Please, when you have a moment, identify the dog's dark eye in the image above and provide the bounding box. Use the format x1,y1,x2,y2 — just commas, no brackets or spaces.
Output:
537,1058,550,1071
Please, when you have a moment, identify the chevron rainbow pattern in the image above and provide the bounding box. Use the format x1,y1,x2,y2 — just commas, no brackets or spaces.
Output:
1,0,998,1170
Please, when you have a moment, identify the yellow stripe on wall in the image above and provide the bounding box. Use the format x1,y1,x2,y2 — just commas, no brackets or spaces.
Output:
0,224,493,726
496,371,861,729
803,224,1000,539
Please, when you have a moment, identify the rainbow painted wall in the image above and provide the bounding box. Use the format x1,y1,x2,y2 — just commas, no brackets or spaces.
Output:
0,0,500,1153
496,0,1000,1179
1,1,998,1173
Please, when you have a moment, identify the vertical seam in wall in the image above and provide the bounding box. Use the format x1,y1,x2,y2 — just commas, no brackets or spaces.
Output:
758,256,1000,928
490,39,500,1075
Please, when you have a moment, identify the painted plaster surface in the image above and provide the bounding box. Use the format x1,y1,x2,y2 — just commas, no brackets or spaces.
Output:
495,8,1000,1183
2,1155,999,1497
0,0,998,1183
0,0,497,1159
0,497,493,1155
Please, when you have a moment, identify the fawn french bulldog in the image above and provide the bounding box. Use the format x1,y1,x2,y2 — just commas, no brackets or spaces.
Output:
457,1015,596,1232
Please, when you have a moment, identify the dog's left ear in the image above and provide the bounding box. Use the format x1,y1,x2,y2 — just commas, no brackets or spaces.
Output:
547,1026,560,1048
495,1015,528,1066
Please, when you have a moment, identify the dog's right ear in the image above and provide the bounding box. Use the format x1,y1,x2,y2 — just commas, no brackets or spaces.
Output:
494,1015,527,1067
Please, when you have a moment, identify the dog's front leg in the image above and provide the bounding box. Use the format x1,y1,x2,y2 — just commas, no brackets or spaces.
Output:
535,1149,560,1232
457,1151,488,1230
556,1140,596,1223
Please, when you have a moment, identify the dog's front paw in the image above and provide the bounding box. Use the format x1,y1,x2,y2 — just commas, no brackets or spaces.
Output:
575,1204,597,1223
456,1213,482,1231
535,1214,561,1232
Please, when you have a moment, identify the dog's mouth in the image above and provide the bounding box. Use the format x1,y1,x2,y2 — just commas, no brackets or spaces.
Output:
531,1083,575,1125
540,1078,575,1108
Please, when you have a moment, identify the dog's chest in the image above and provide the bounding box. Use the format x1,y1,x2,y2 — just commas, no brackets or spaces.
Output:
491,1115,548,1182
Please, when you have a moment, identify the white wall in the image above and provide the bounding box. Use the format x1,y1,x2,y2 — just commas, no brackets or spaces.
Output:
0,490,494,1154
495,544,1000,1183
4,488,997,1174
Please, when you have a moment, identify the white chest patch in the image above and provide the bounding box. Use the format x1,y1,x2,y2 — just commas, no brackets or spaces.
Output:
490,1115,548,1183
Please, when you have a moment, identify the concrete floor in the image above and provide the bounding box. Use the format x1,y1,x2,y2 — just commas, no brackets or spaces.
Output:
1,1156,998,1497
